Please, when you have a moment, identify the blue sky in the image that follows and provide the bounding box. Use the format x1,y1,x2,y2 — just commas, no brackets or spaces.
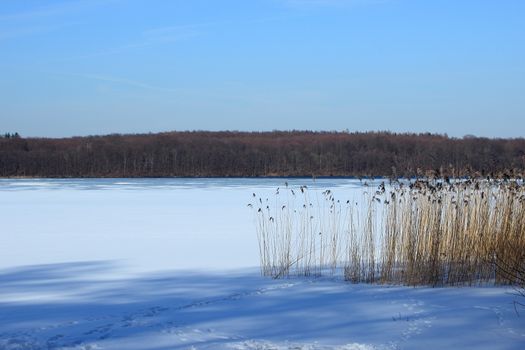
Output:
1,0,524,138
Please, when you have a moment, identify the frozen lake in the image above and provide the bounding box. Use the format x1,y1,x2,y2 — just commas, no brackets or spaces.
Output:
0,178,371,273
1,178,524,350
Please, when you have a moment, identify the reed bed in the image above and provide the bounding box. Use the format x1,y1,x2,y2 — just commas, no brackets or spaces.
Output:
250,179,525,286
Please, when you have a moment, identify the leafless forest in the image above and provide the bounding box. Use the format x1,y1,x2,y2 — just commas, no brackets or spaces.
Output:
1,131,524,178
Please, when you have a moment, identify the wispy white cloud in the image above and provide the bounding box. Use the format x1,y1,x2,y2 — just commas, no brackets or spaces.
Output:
0,0,114,22
57,72,278,105
55,25,200,62
0,21,79,42
140,14,298,43
57,15,297,62
65,73,183,93
0,0,116,42
0,3,72,22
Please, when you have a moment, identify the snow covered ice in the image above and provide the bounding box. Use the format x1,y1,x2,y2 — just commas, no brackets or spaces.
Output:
0,178,524,349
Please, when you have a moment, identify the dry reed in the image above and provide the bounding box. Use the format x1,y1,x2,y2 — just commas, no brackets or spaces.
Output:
250,178,525,286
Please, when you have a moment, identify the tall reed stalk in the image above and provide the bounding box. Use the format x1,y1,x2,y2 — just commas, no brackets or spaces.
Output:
250,179,525,286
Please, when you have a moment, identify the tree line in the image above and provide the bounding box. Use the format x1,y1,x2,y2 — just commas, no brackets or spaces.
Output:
0,131,524,178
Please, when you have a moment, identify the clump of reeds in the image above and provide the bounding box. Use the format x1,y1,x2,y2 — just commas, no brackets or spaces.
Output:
250,178,525,286
250,184,347,278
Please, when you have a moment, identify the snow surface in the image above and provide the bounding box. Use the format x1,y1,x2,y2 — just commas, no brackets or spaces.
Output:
1,178,524,349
